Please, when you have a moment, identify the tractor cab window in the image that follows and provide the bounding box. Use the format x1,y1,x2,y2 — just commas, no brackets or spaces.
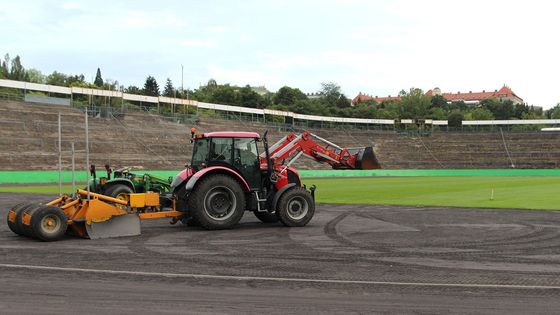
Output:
233,138,259,167
191,138,209,167
234,137,260,190
208,138,233,164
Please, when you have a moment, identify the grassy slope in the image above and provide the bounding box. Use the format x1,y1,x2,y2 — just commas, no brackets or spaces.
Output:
1,177,559,210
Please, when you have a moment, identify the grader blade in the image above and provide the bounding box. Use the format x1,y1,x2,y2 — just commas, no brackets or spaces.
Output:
85,214,141,239
81,195,141,239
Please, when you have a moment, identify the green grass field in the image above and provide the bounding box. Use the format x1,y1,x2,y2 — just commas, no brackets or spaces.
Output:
302,176,560,210
1,177,559,210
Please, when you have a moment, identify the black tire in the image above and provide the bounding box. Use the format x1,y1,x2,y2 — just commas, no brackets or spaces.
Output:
174,186,198,226
16,204,43,236
188,174,245,230
7,202,32,235
105,184,134,209
28,206,68,241
21,204,46,238
253,211,279,223
180,216,199,227
106,184,134,199
276,187,315,227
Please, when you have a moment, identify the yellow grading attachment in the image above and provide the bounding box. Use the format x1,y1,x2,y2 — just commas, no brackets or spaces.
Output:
74,189,141,239
7,189,183,241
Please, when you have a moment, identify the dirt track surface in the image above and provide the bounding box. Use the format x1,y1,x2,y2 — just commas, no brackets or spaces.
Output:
2,193,560,314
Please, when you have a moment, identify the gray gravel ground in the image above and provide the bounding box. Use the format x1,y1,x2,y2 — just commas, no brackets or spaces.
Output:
2,192,560,314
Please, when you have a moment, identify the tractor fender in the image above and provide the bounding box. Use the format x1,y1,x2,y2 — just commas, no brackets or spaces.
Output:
271,183,297,212
184,166,251,192
102,179,136,193
170,168,193,190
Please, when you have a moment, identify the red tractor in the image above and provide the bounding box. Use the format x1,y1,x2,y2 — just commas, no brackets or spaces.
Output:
170,130,380,229
6,130,380,241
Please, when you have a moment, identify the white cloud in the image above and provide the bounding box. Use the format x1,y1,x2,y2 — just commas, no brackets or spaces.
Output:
207,26,227,33
180,39,218,48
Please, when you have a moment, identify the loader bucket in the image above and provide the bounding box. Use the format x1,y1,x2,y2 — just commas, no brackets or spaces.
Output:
355,147,381,170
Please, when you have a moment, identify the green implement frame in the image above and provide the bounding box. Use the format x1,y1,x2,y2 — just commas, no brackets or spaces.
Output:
90,167,173,195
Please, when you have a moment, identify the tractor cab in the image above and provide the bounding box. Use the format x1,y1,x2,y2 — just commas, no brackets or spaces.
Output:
190,132,262,190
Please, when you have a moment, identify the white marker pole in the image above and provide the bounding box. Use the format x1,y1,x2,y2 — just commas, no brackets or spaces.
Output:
57,113,62,196
85,111,90,200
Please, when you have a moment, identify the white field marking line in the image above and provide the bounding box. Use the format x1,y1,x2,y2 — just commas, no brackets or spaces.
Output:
1,263,559,290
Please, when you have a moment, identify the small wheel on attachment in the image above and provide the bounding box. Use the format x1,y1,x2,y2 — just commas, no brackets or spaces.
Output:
7,202,33,236
23,206,68,241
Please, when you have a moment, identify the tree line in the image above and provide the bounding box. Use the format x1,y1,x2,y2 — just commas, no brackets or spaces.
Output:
2,53,559,125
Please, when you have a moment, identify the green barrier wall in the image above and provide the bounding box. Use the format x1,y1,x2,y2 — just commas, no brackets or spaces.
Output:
298,169,560,178
1,169,560,184
0,170,180,184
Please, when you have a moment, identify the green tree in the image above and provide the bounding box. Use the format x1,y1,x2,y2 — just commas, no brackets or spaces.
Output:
548,104,560,119
320,82,350,108
0,54,9,78
481,98,514,120
352,102,377,118
46,71,68,86
356,99,378,107
26,68,46,83
469,107,495,120
163,78,175,97
10,55,26,81
375,108,399,119
67,74,86,87
429,107,448,120
191,78,219,102
273,86,307,106
399,87,431,118
448,110,464,127
102,79,118,91
94,68,103,87
239,85,262,108
431,94,448,108
143,76,160,96
125,85,142,94
449,100,467,111
206,78,218,89
210,84,237,105
528,105,543,117
513,103,529,119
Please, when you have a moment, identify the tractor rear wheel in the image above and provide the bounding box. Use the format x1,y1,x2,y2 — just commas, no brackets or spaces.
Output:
174,186,199,226
253,211,279,223
7,202,33,235
188,174,245,230
276,187,315,227
29,206,68,241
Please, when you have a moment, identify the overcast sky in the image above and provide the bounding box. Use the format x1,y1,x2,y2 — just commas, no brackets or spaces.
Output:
2,0,559,108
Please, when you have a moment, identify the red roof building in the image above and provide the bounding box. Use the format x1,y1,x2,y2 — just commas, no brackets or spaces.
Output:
352,86,523,106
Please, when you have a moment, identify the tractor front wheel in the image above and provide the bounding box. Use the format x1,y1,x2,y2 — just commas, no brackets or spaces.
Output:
188,174,245,230
276,187,315,227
